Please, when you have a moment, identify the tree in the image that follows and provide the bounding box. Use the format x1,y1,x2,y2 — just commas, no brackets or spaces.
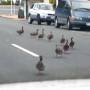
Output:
49,0,56,8
49,0,56,4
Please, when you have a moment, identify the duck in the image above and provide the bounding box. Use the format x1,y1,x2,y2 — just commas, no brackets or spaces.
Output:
47,31,53,41
38,28,44,39
55,45,63,57
17,26,24,35
60,35,65,44
69,37,75,48
30,29,39,36
36,56,45,72
63,40,69,51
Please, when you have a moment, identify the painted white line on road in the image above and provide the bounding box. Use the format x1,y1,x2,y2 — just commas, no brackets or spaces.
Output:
11,44,39,57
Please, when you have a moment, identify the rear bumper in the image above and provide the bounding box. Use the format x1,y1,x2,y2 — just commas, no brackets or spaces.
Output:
71,20,90,27
40,16,55,22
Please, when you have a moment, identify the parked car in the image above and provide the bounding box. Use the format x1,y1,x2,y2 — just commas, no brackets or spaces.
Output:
18,7,24,18
28,3,55,25
55,0,90,30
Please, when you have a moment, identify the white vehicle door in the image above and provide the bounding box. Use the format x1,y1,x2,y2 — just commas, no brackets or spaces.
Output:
30,4,38,19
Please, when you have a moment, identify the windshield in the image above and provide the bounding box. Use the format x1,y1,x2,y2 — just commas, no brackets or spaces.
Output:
39,4,53,10
72,1,90,10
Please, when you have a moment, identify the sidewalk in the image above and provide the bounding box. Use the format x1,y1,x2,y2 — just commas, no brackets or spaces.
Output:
0,14,26,20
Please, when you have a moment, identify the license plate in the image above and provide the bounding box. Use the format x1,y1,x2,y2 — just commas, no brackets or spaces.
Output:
86,23,90,26
59,18,67,23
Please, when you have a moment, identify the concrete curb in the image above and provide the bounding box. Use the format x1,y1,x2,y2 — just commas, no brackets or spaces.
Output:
0,14,26,20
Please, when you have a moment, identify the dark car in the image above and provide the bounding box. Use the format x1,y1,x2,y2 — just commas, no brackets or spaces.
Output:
55,0,90,30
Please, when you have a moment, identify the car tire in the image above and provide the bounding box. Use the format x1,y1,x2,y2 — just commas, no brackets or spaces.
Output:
47,21,51,25
67,20,72,30
55,18,60,28
28,14,33,24
37,15,41,25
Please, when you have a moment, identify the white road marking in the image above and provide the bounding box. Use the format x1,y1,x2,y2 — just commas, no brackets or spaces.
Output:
11,44,39,57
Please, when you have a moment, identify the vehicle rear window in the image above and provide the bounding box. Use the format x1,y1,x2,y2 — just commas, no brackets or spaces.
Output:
39,4,53,10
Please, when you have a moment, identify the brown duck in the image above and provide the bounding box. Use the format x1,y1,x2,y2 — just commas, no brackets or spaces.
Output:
69,37,75,48
55,45,63,56
30,29,39,36
38,29,44,39
47,31,53,41
17,26,24,35
36,56,45,72
63,40,69,51
60,35,65,44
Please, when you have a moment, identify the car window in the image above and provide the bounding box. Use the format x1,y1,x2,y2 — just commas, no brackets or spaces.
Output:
31,4,34,9
72,1,90,10
38,4,53,10
33,4,38,9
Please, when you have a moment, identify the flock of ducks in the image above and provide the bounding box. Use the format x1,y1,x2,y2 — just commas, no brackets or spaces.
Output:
17,26,53,41
16,26,75,73
30,28,54,41
55,37,74,57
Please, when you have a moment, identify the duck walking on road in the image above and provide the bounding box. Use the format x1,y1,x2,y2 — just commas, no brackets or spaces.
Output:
36,56,45,73
55,45,63,57
60,35,65,45
63,40,69,52
17,26,24,35
38,29,44,39
47,31,53,41
69,37,75,48
30,29,39,36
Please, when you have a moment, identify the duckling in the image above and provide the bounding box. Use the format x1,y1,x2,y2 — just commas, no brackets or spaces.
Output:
47,31,53,41
63,40,69,51
30,29,39,36
17,26,24,35
55,45,63,57
60,35,65,44
38,28,44,39
36,56,45,72
69,37,75,48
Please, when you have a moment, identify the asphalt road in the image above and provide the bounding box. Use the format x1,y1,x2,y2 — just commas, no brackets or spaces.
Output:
0,17,90,84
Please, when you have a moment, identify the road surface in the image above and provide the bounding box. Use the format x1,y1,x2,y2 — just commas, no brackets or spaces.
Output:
0,17,90,84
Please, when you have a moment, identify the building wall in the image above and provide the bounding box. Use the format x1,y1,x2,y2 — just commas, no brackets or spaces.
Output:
44,0,49,3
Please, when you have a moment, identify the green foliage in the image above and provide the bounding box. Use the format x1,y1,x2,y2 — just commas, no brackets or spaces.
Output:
1,0,13,5
49,0,56,4
49,0,56,8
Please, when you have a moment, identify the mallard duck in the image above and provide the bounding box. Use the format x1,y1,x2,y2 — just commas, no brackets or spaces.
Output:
63,40,69,51
36,56,45,72
55,45,63,57
38,29,44,39
30,29,39,36
60,35,65,44
69,37,74,48
17,26,24,35
47,31,53,41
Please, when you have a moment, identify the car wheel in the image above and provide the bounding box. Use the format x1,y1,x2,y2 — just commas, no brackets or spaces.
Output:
47,21,51,25
37,15,41,25
28,15,33,24
67,20,72,30
55,18,60,28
